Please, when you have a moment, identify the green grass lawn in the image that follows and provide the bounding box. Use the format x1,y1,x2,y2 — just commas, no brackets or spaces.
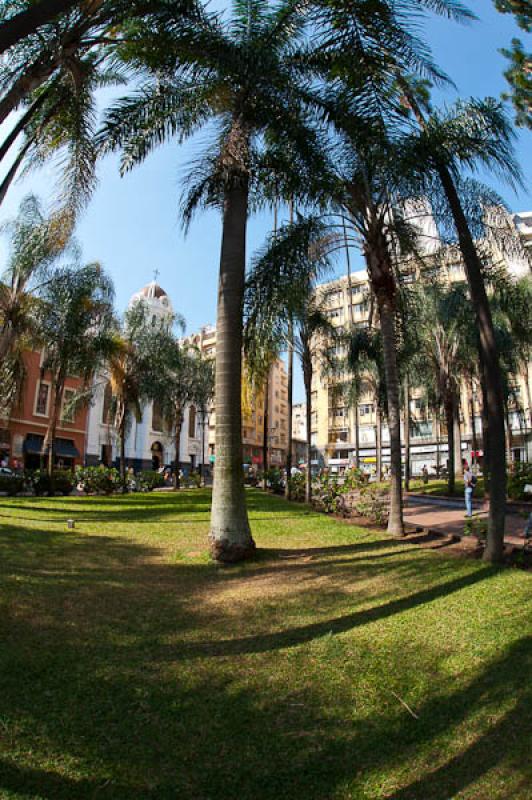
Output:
0,489,530,800
408,477,486,499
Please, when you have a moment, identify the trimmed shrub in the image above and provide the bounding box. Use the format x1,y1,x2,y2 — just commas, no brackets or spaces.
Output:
0,474,25,496
76,466,122,495
30,469,74,496
136,470,166,491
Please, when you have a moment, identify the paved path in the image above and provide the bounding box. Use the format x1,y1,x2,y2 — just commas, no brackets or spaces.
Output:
404,495,529,548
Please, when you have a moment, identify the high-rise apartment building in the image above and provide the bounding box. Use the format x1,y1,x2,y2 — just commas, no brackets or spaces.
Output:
184,326,289,469
311,211,532,475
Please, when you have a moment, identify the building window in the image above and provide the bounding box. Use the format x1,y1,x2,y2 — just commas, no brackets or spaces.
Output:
35,382,50,416
61,389,76,423
189,406,196,439
102,382,113,424
359,403,373,416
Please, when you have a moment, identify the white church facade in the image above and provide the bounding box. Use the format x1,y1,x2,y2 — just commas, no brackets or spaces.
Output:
85,281,210,474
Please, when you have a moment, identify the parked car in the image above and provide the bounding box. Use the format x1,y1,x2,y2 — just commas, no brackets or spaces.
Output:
0,466,13,477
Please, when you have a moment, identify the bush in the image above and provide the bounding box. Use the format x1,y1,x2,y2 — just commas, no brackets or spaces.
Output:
265,467,284,494
76,466,122,495
353,485,389,525
136,470,166,491
312,473,346,514
341,467,368,491
287,472,305,501
0,474,25,496
30,469,74,496
507,462,532,501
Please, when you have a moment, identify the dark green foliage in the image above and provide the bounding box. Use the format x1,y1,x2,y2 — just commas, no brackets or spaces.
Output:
135,469,166,491
265,468,284,494
507,462,532,501
0,473,25,495
76,465,123,495
287,472,306,501
494,0,531,127
29,469,74,496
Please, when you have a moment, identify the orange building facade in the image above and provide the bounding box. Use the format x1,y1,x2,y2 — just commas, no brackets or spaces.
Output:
0,350,89,469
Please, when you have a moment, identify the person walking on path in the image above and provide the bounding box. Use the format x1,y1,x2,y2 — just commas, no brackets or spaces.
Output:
464,462,475,517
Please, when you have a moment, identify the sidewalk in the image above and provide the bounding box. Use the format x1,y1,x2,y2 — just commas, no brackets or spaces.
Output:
403,496,528,549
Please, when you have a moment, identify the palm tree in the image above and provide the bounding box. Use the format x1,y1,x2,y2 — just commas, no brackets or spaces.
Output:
0,51,125,214
155,338,216,490
105,303,171,483
37,262,115,476
0,1,82,55
407,283,473,495
100,0,328,561
396,88,523,561
245,216,335,503
346,328,388,482
0,196,74,414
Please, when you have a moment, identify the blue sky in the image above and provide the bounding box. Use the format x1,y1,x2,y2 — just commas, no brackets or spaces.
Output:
0,1,530,403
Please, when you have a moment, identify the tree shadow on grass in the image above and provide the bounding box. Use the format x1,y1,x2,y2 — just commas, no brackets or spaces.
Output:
0,519,529,800
159,566,495,660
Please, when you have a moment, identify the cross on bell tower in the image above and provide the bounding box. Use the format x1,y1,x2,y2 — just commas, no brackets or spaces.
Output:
153,268,160,282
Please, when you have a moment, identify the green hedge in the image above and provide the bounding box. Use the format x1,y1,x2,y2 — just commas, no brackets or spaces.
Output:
76,466,123,494
136,470,166,491
29,470,74,496
0,474,25,496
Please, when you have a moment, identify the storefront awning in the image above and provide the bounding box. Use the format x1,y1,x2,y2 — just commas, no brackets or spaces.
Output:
55,439,80,458
23,435,79,459
24,434,44,454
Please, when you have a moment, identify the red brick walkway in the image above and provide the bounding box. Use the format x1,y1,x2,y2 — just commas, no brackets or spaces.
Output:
404,496,529,548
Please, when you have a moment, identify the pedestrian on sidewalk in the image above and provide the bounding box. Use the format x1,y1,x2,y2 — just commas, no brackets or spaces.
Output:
464,461,476,517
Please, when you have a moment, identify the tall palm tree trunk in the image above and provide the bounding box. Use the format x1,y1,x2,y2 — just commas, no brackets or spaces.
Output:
363,223,404,534
445,392,455,495
119,421,126,486
435,406,441,476
303,366,312,504
469,375,478,465
436,169,507,562
400,82,506,561
376,404,382,483
285,325,294,499
403,376,411,492
377,293,404,535
45,377,64,494
209,183,254,562
453,396,462,481
262,374,269,490
354,402,360,469
174,415,182,489
505,405,513,465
